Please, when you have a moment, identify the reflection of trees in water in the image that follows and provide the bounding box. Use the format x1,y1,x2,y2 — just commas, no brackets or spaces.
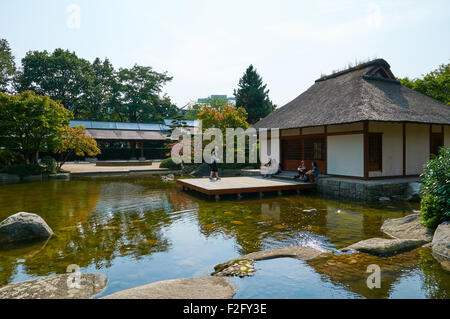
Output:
196,197,330,255
418,249,450,299
0,208,175,285
0,180,102,228
195,195,401,255
0,179,187,287
306,247,450,299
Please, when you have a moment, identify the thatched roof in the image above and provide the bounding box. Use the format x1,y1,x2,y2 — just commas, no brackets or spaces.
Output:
253,59,450,130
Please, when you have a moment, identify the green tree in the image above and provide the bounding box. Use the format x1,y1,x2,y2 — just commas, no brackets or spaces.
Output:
16,49,95,119
0,39,16,93
0,91,72,163
234,65,275,124
419,146,450,229
167,113,188,133
183,103,202,120
13,46,178,122
87,58,118,121
204,96,231,110
113,65,178,123
54,126,100,169
400,63,449,105
198,105,249,134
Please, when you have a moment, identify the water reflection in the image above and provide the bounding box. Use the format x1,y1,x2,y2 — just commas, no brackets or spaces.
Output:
0,176,448,298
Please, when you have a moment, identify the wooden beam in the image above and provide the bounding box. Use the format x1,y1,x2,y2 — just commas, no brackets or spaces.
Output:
402,122,406,176
363,121,369,180
429,124,432,158
324,125,328,174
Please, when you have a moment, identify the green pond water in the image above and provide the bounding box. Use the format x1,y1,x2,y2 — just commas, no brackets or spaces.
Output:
0,175,449,299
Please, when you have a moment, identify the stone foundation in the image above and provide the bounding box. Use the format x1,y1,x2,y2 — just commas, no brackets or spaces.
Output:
317,176,421,201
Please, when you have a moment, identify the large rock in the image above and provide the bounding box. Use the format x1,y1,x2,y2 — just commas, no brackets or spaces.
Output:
432,221,450,258
341,238,426,256
432,252,450,272
102,277,235,299
381,213,432,242
0,212,53,244
0,274,107,299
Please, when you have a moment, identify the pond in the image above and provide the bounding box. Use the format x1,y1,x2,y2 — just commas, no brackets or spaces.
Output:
0,175,449,299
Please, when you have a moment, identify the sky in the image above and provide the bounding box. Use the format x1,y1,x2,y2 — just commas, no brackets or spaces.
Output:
1,0,449,108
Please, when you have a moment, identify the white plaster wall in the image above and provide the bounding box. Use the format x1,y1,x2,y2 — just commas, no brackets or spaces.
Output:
445,125,450,148
327,134,364,177
405,123,429,175
327,122,363,133
369,122,403,176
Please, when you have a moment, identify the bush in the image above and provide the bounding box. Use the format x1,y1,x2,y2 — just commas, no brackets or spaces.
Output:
159,158,182,170
5,163,45,177
40,156,57,173
419,146,450,229
0,150,25,166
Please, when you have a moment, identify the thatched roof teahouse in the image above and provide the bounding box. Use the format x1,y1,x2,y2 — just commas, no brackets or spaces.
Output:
254,59,450,179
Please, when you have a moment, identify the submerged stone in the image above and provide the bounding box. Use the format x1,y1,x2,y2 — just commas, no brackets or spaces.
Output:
381,213,433,242
341,238,426,256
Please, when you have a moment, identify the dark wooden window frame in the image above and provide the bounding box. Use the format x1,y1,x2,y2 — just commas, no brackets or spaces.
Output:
304,137,325,161
430,131,444,157
368,133,382,171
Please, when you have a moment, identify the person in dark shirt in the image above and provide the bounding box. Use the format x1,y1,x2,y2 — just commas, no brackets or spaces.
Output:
209,146,220,181
304,161,319,182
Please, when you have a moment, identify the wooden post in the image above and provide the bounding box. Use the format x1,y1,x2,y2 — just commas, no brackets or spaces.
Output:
363,121,369,180
402,123,406,176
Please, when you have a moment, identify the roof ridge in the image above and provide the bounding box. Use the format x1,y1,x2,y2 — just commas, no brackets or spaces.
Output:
315,59,391,83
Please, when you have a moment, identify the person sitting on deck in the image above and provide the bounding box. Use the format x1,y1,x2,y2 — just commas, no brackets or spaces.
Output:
303,161,319,183
275,162,283,175
261,158,278,178
293,160,307,180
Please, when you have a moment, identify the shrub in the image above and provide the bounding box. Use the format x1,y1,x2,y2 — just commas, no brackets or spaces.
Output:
419,146,450,229
159,158,182,170
0,150,25,166
40,156,57,173
5,163,45,177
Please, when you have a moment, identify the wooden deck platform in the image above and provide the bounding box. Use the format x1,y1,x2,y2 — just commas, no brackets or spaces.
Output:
177,176,315,198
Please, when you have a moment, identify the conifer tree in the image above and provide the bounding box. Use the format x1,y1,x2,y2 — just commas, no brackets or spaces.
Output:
234,65,275,124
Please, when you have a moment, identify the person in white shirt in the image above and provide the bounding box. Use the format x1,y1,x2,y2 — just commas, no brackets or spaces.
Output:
209,146,220,181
